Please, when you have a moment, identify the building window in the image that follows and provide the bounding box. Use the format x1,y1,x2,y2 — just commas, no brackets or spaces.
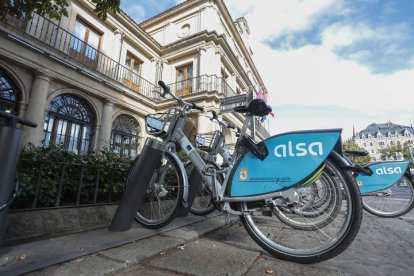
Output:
122,52,142,92
110,115,140,158
43,94,95,154
0,69,18,115
69,19,101,68
176,63,193,96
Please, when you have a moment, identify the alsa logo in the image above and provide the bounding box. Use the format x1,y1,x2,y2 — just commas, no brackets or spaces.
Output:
375,166,402,175
274,141,323,158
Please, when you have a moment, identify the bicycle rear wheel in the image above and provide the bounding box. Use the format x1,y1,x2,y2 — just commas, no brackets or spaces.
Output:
362,174,414,218
273,166,342,230
240,157,362,264
134,151,183,228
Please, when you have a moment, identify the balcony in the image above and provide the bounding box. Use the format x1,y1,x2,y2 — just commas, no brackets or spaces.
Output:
1,14,160,101
166,74,237,98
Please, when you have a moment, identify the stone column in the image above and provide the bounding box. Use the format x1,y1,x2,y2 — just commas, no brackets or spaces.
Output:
197,113,211,134
22,72,51,146
97,99,114,150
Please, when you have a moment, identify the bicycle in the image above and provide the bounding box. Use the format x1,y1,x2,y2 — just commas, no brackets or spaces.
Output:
190,112,346,231
185,111,238,216
110,81,363,264
0,110,37,246
344,150,414,218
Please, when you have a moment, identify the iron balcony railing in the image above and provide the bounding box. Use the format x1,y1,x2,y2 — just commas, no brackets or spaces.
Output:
166,74,237,98
2,14,160,101
11,160,129,211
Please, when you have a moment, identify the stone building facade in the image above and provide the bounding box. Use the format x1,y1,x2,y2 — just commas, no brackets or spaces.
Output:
353,122,414,161
0,0,269,158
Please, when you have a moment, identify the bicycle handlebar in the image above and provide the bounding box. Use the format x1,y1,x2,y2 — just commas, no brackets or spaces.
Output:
157,80,204,112
209,111,237,130
0,110,37,128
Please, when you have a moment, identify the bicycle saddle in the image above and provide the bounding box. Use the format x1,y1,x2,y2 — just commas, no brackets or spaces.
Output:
344,150,369,157
234,99,272,117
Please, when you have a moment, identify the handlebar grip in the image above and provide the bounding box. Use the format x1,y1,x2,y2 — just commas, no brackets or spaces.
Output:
158,80,170,97
191,103,204,112
0,110,37,128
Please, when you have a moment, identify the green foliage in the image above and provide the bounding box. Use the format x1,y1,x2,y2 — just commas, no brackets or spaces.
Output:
12,144,133,210
1,0,120,20
378,142,413,166
343,139,371,164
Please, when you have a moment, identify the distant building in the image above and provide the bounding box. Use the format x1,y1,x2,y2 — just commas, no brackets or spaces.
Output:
353,121,414,161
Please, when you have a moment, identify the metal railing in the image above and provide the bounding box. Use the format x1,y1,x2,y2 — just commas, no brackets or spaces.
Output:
166,75,237,98
10,160,129,211
2,14,160,101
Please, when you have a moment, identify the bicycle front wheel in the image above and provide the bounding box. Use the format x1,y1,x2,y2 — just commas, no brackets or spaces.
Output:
240,157,362,264
186,162,217,216
362,174,414,218
134,151,183,228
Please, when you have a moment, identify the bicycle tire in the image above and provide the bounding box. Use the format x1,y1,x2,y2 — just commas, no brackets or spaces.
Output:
134,151,183,228
362,173,414,218
239,156,363,264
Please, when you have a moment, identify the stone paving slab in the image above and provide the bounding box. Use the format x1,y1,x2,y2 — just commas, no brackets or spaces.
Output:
244,256,352,276
29,254,127,276
146,238,260,276
99,235,185,265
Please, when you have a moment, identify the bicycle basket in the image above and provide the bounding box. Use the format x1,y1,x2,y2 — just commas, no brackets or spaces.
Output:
145,108,179,138
195,131,222,152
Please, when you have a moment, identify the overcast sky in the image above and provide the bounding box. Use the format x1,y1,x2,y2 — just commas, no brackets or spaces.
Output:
121,0,414,139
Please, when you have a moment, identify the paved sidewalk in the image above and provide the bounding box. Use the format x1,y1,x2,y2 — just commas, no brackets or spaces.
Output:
2,210,414,275
0,212,236,275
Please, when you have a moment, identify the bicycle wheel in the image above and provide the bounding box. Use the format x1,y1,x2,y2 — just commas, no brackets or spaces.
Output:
134,151,183,228
186,162,217,216
362,174,414,218
273,167,342,230
240,156,362,264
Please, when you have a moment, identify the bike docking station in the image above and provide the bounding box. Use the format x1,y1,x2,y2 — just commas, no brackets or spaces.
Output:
109,138,166,232
0,111,36,248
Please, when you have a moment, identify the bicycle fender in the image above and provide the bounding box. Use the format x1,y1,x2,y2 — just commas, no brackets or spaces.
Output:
109,139,164,232
228,129,342,197
356,161,409,194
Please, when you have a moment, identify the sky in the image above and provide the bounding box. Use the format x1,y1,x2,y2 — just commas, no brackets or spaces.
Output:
121,0,414,139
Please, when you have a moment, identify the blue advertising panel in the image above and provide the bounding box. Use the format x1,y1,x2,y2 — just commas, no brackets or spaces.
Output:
230,130,341,197
356,161,409,193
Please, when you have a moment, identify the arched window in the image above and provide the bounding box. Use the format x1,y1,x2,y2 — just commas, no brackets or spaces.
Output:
42,94,95,154
0,69,19,114
110,114,140,158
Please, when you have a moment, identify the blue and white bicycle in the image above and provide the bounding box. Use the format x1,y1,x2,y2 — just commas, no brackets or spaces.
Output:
345,150,414,218
110,81,363,264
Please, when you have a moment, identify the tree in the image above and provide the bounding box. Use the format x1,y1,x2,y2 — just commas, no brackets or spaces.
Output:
343,139,371,164
1,0,120,21
378,142,413,166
